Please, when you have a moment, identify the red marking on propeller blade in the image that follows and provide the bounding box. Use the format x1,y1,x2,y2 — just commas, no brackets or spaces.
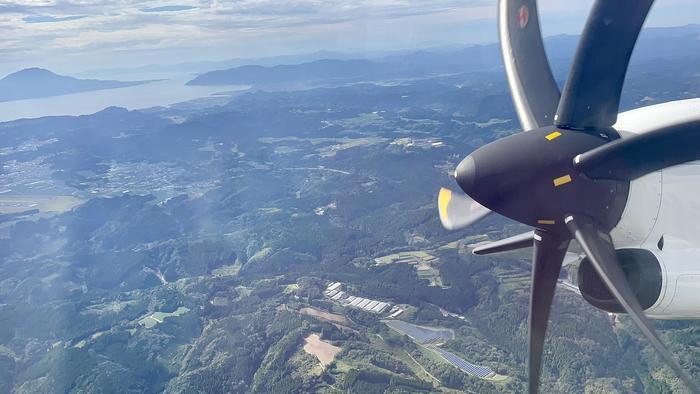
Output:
518,5,529,29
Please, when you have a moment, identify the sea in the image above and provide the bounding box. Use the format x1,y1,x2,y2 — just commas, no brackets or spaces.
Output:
0,75,249,122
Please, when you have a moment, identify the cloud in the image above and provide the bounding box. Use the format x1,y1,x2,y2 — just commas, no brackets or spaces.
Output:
23,15,86,23
0,0,695,74
140,5,196,13
0,0,494,56
0,4,31,14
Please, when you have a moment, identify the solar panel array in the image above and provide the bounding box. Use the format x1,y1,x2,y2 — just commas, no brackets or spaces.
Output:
427,345,494,378
384,319,494,379
384,320,453,344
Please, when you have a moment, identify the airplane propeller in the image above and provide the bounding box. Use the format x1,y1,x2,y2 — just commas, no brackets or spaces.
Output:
437,187,491,231
438,0,700,392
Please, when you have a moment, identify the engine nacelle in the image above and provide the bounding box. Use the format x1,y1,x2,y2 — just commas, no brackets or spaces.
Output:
577,246,700,319
602,103,700,319
578,248,662,313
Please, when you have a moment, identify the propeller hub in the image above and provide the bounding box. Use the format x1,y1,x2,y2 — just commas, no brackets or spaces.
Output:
455,155,476,196
455,127,628,231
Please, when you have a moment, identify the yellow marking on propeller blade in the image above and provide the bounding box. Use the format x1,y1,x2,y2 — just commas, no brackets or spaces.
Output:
545,131,562,141
537,220,556,225
553,174,572,187
438,188,452,219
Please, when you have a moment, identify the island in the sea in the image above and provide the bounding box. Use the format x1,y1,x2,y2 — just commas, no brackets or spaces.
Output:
0,67,152,102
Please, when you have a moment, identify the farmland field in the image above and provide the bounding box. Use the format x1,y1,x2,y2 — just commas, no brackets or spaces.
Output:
138,307,190,329
0,195,82,214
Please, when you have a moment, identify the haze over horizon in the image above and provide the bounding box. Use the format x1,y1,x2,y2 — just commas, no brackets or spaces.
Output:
0,0,698,76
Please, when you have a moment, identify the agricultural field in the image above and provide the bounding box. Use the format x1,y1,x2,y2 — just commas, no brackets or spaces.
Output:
373,251,446,288
138,307,190,329
0,195,82,214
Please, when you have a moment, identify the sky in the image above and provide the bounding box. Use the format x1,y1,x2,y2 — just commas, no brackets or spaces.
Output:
0,0,698,75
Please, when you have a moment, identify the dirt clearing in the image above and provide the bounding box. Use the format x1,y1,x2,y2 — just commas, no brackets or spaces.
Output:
299,307,348,325
303,334,341,367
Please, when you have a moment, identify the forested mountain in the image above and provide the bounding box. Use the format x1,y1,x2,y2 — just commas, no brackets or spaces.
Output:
0,68,149,102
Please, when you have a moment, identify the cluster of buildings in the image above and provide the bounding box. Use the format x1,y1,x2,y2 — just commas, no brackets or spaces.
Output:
344,296,391,314
324,282,402,316
389,138,444,150
324,282,346,301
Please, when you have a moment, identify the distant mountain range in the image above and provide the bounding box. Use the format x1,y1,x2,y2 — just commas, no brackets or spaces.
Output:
187,24,700,88
73,49,416,79
0,68,151,102
186,59,391,87
185,49,502,87
6,24,699,103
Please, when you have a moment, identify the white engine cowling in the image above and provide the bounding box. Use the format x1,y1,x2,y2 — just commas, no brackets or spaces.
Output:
577,246,700,319
602,100,700,320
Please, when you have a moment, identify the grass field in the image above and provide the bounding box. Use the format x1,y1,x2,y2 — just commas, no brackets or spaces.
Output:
493,267,530,296
138,307,190,329
0,195,82,214
368,334,440,386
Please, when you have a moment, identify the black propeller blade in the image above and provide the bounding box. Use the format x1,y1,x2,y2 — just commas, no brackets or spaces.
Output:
565,214,700,393
555,0,654,129
499,0,560,131
575,119,700,180
528,230,570,394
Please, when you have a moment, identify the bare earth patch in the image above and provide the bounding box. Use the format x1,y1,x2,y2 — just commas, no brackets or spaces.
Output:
299,307,348,325
303,334,341,368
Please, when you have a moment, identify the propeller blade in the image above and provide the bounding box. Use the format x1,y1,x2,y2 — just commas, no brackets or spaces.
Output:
472,230,534,255
575,119,700,180
438,187,491,231
565,214,700,392
498,0,560,131
528,230,570,394
555,0,654,129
